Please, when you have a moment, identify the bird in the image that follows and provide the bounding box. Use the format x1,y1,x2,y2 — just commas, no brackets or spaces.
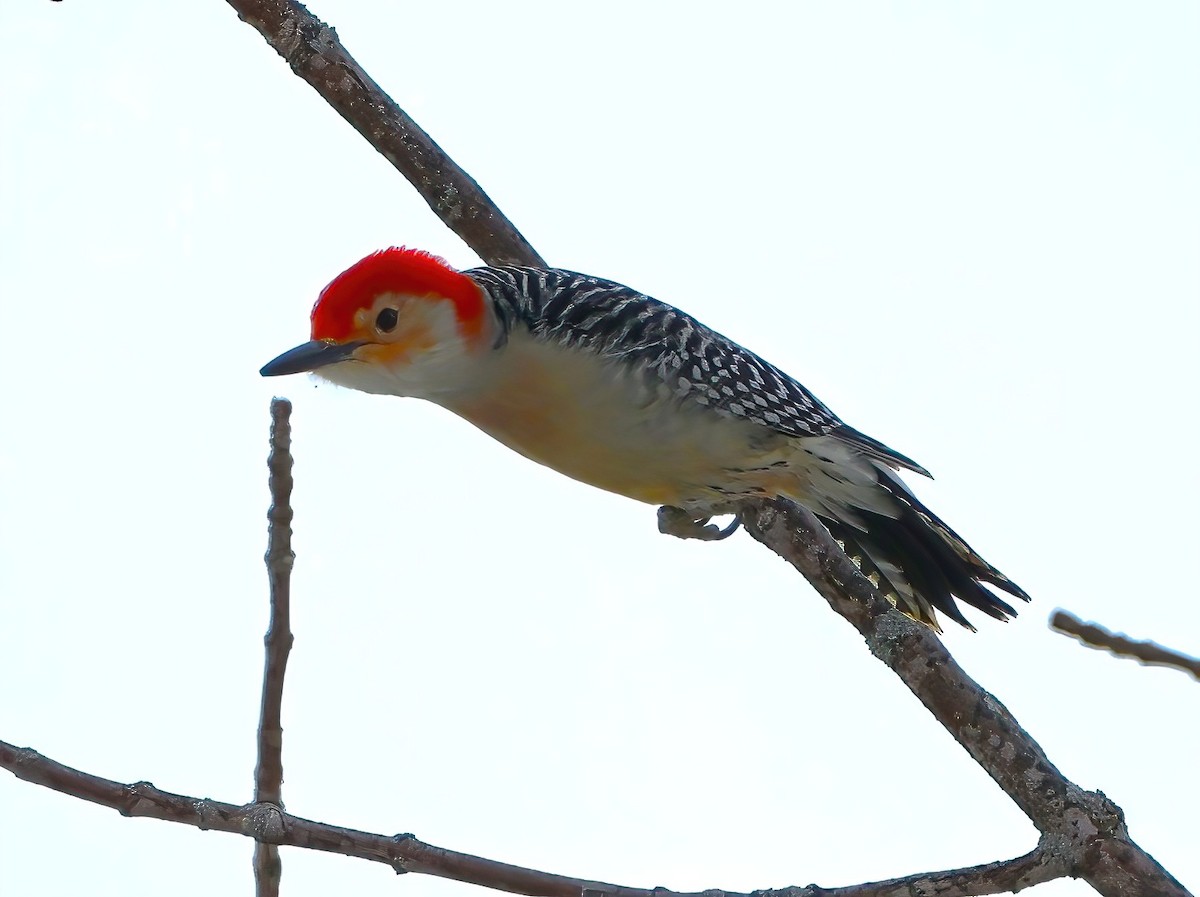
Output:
261,247,1028,630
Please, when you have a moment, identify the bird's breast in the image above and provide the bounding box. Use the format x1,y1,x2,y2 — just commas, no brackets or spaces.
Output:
442,332,778,507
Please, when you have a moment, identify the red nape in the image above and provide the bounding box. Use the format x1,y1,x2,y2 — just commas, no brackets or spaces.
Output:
310,247,485,341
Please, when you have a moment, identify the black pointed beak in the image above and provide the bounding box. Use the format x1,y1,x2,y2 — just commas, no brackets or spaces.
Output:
260,340,365,377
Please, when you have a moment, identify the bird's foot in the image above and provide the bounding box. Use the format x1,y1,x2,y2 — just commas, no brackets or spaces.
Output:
657,506,742,541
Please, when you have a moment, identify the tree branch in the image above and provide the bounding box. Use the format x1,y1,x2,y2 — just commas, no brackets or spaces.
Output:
0,737,1068,897
223,0,545,268
1050,610,1200,680
253,397,296,897
740,499,1188,897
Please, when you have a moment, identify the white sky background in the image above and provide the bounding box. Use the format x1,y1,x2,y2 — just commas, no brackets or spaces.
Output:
1,2,1197,895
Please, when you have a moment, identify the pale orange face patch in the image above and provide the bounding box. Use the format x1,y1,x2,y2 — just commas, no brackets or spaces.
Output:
355,318,437,368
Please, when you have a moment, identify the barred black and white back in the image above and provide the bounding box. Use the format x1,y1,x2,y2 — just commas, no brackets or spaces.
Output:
472,266,851,440
468,265,1029,630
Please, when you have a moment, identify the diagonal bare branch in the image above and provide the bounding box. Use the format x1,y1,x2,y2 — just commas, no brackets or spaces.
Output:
224,0,545,268
1050,610,1200,680
740,499,1189,897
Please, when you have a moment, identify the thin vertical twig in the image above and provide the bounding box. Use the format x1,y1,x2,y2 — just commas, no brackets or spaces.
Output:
254,397,296,897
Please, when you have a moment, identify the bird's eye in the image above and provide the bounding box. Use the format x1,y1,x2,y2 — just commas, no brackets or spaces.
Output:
375,307,399,333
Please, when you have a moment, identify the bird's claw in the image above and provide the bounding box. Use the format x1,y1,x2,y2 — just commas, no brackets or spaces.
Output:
657,506,742,541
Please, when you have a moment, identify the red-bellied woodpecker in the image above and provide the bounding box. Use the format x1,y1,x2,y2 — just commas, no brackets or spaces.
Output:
261,247,1028,630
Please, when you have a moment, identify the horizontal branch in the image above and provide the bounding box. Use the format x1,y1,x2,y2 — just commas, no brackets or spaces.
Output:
0,737,1063,897
224,0,544,268
1050,610,1200,680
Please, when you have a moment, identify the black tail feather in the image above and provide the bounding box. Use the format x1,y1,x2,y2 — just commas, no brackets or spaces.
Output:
817,467,1027,630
